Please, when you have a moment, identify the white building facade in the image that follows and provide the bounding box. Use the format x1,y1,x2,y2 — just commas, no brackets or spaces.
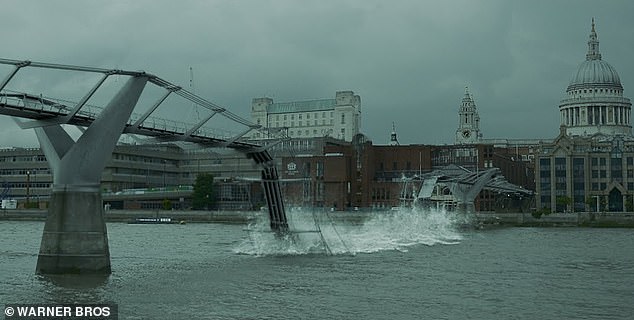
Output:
250,91,361,142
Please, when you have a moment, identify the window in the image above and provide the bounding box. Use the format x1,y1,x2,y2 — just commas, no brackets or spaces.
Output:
341,114,345,124
316,161,324,177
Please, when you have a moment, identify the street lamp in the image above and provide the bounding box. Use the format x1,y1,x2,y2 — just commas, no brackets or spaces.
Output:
162,160,167,210
26,170,30,207
594,195,601,212
162,160,166,191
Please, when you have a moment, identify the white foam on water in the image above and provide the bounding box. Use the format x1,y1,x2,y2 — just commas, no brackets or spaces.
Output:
234,206,465,256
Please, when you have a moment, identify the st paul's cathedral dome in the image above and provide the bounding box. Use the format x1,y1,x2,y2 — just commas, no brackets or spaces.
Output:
559,19,631,137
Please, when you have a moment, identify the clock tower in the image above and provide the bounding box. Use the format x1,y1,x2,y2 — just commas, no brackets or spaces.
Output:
455,87,482,144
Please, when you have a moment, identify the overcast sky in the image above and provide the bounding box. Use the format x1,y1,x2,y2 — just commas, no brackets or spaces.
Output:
1,0,633,147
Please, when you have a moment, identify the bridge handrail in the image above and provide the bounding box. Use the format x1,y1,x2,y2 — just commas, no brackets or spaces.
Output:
0,89,260,142
0,58,289,145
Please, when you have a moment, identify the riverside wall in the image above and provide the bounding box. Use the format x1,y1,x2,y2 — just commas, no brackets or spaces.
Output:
0,209,254,224
475,212,634,228
3,209,634,227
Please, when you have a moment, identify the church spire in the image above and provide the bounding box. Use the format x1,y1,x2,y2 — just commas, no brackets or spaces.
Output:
586,17,602,61
461,86,475,110
456,86,481,145
389,122,399,146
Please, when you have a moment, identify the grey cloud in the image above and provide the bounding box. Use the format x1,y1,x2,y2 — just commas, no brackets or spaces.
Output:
0,0,633,147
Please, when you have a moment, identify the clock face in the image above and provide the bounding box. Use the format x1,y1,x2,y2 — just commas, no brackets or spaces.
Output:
462,130,471,138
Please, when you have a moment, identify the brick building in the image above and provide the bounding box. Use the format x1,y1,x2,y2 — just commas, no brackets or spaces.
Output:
280,135,534,211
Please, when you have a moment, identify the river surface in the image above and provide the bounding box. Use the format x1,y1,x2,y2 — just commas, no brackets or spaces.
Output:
1,209,633,319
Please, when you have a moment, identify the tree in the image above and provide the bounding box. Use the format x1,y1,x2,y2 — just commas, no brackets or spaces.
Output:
162,199,172,210
555,196,572,212
192,173,215,210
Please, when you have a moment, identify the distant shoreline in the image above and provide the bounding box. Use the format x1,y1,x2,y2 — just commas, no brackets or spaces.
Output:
2,209,634,228
0,209,253,224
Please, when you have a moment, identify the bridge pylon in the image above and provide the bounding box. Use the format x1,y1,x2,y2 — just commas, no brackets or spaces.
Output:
35,76,148,274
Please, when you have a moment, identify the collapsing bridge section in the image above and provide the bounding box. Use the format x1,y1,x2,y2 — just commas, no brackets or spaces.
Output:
247,150,289,233
407,165,533,212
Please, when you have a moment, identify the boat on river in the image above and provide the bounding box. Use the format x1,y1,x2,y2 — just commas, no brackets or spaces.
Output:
128,217,184,224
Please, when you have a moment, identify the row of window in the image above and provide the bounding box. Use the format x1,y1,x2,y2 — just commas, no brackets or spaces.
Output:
289,129,319,137
111,154,177,166
255,128,333,139
541,169,634,180
3,182,51,189
0,168,51,176
272,111,334,121
0,155,47,162
541,157,634,168
268,139,317,152
567,88,623,96
371,188,392,200
267,119,334,127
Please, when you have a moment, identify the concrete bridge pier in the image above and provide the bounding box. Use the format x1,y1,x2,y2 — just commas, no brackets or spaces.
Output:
38,184,110,274
35,76,147,274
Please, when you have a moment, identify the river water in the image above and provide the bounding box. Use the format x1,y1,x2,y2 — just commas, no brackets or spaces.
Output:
1,208,633,319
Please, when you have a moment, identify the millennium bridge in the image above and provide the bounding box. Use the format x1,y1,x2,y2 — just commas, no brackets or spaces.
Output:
0,58,289,274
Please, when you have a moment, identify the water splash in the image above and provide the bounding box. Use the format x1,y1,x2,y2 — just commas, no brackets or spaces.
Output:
234,206,464,256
